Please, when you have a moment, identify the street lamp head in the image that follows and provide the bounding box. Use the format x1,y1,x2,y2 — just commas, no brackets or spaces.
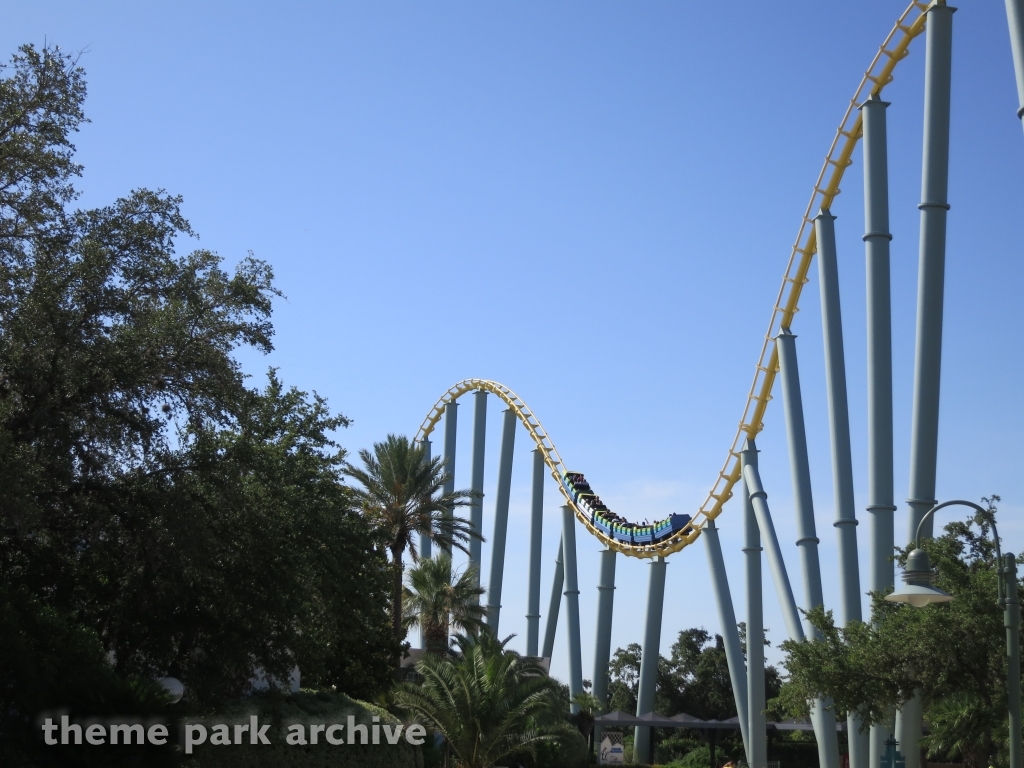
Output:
886,548,953,607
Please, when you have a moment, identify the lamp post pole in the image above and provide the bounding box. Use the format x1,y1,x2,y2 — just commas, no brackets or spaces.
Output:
1006,551,1022,768
887,500,1021,768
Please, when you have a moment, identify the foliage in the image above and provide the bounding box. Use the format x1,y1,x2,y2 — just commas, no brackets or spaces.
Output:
0,39,398,761
919,691,1001,768
0,585,180,766
607,627,778,720
394,631,572,768
672,742,710,768
527,727,589,768
570,690,603,747
344,434,479,667
403,554,486,656
780,501,1020,768
0,43,86,242
607,628,775,765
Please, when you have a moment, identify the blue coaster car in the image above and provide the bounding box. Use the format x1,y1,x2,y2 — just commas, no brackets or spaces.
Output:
563,470,692,547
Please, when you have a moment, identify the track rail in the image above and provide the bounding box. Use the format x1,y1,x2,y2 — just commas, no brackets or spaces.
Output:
415,379,678,558
689,1,931,537
417,2,933,559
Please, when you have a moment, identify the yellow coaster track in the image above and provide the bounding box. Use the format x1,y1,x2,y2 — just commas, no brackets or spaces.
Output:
417,2,933,559
415,378,680,558
694,1,930,542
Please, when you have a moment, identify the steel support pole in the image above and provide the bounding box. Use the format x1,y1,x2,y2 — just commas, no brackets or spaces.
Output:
417,438,432,649
634,557,668,766
742,454,802,642
1005,554,1022,768
1005,0,1024,135
741,442,767,768
907,0,954,544
862,92,896,598
542,534,564,660
526,449,545,657
592,548,617,710
441,401,458,556
486,408,517,632
743,454,840,768
703,518,751,761
895,700,923,768
901,11,954,765
815,210,862,625
816,209,869,768
468,390,487,588
776,329,826,636
862,89,896,768
561,506,584,713
419,438,432,561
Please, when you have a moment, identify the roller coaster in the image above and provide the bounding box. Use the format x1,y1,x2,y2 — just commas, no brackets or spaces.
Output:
413,3,1024,767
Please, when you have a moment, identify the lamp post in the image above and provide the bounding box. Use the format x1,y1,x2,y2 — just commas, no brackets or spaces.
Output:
886,500,1021,768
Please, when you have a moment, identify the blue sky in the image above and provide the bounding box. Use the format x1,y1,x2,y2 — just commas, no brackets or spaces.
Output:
6,2,1024,686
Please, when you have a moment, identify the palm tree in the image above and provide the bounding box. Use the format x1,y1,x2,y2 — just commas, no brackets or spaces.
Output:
921,691,997,768
343,434,480,669
570,690,605,754
404,554,487,656
394,632,575,768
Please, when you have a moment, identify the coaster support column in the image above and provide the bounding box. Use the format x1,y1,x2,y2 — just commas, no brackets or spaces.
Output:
743,448,839,768
526,449,545,657
441,401,458,556
542,534,564,660
742,442,767,768
634,557,668,765
862,88,896,768
1005,0,1024,135
816,209,868,768
776,329,826,638
703,518,750,761
901,8,955,765
592,548,617,707
468,390,487,588
486,408,516,632
418,438,433,560
561,506,584,713
907,0,954,543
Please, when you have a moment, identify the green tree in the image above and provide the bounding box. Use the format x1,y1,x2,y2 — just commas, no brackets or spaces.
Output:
606,628,777,765
0,44,86,242
570,690,604,754
919,691,1001,768
779,502,1020,768
606,628,777,720
404,553,487,656
0,42,399,761
394,632,573,768
344,434,479,667
607,642,642,714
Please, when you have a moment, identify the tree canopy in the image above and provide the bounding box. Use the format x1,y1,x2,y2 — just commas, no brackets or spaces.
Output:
0,42,398,762
343,433,479,667
607,626,779,721
780,502,1021,768
395,632,578,768
404,553,487,656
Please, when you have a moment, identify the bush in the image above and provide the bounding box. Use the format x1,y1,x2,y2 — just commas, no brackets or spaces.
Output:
528,729,589,768
0,587,180,767
673,743,710,768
